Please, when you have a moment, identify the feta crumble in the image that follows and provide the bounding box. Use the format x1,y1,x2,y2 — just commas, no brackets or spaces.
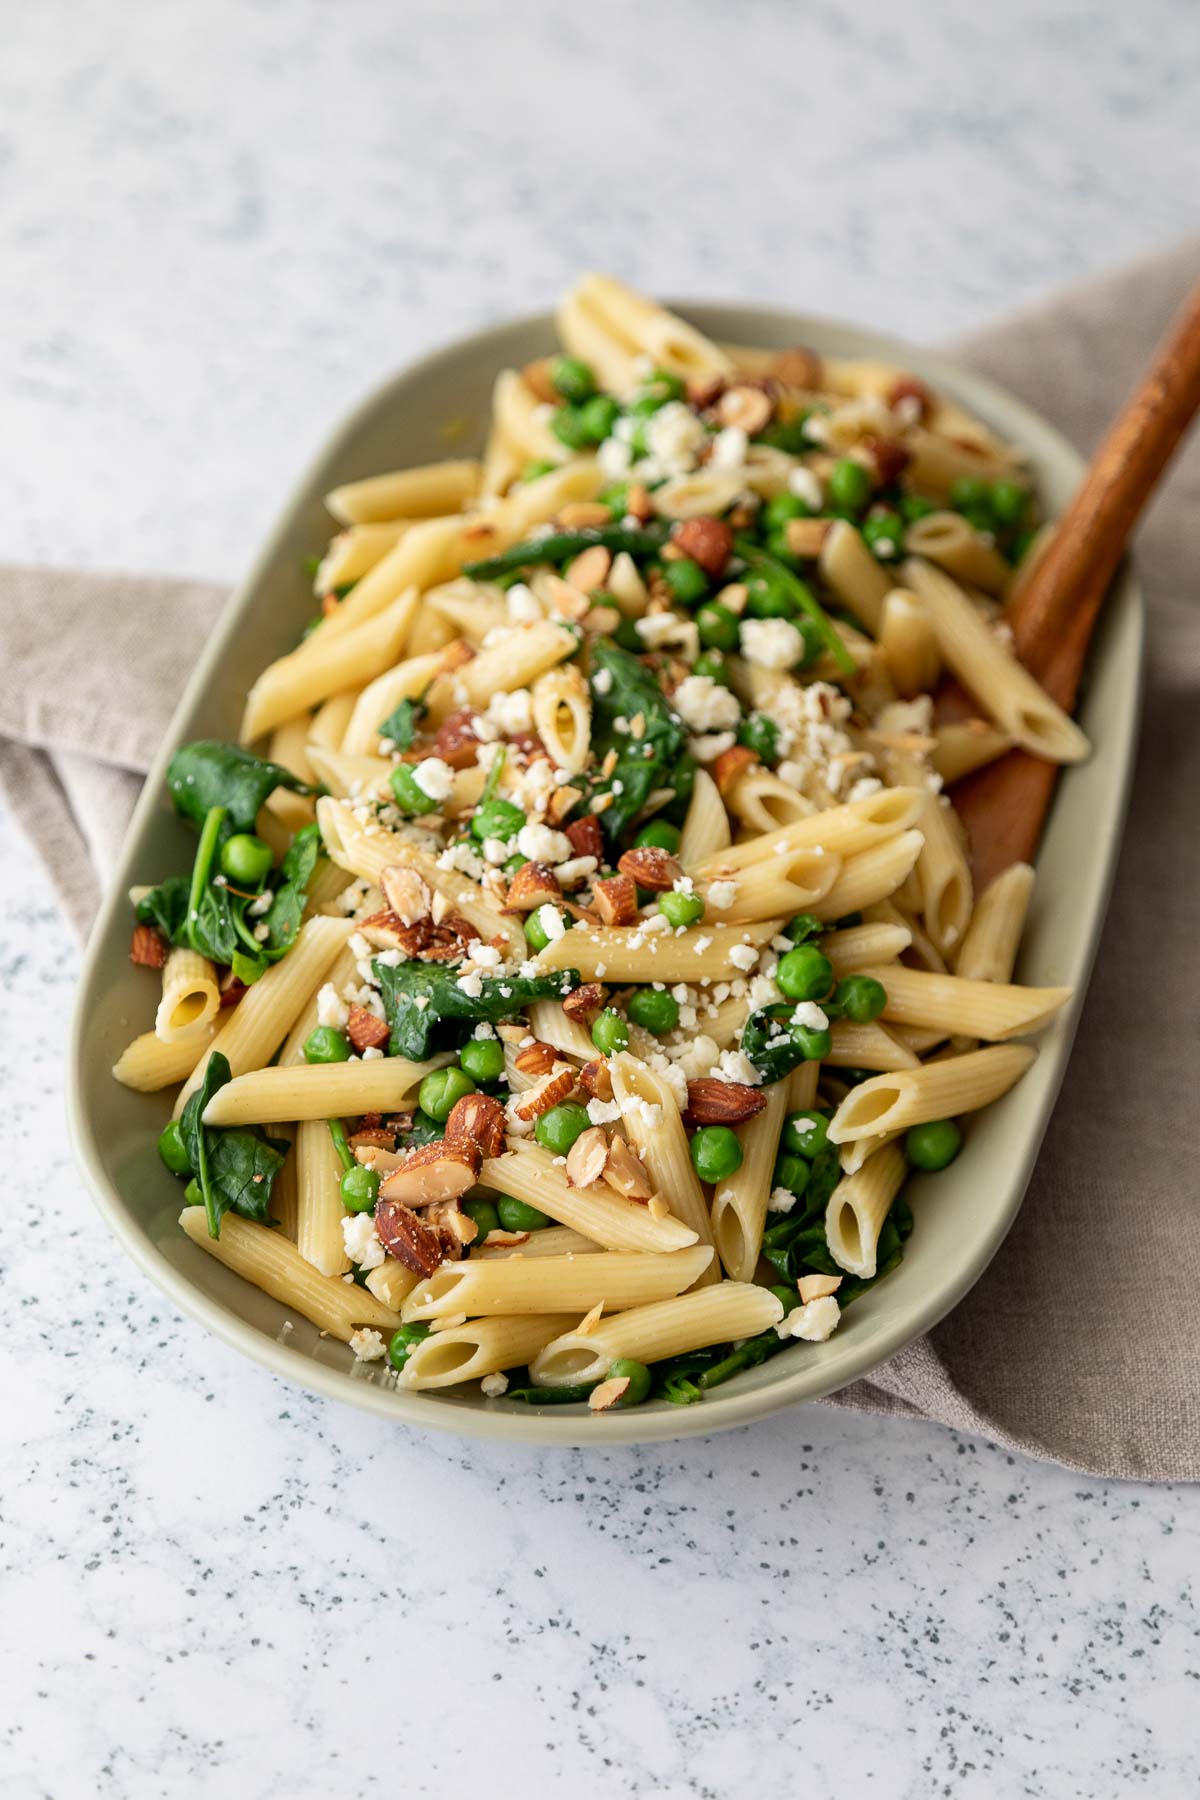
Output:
342,1214,386,1270
349,1327,387,1361
670,674,742,733
778,1296,841,1342
316,982,350,1029
481,1371,510,1397
739,617,805,670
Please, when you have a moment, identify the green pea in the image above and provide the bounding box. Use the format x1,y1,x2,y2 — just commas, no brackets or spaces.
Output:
737,713,779,765
664,557,710,605
503,853,528,877
390,763,437,817
763,491,811,531
387,1321,431,1373
607,1358,653,1406
899,494,937,523
551,355,596,404
691,650,732,685
776,945,834,1002
658,890,705,929
418,1066,476,1123
522,459,557,483
157,1119,192,1177
990,479,1028,526
533,1103,591,1156
591,1009,630,1056
460,1036,506,1083
696,602,739,651
828,457,873,513
627,987,679,1034
340,1165,380,1214
773,1153,810,1199
744,569,795,619
524,906,568,953
183,1178,203,1207
781,1108,831,1159
690,1125,743,1183
793,1023,833,1061
768,1284,800,1314
637,368,685,407
497,1193,552,1232
949,475,990,513
463,1198,501,1245
219,833,273,888
304,1025,352,1064
833,974,887,1023
598,482,630,519
782,911,823,944
862,511,905,561
613,615,643,651
906,1118,963,1171
551,398,617,450
470,797,525,843
635,819,681,853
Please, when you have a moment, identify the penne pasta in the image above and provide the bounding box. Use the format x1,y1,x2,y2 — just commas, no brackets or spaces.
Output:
826,1044,1038,1143
400,1246,714,1320
478,1143,699,1253
530,1284,784,1388
155,947,220,1044
610,1054,718,1281
854,964,1071,1041
532,918,780,984
326,459,482,526
179,1206,402,1339
399,1315,566,1391
200,1055,452,1127
711,1078,788,1282
825,1145,908,1279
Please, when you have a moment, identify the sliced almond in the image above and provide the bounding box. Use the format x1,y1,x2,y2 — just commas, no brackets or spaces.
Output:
797,1272,843,1303
505,860,562,911
562,981,605,1024
546,783,583,826
784,517,833,560
602,1135,653,1201
565,1125,609,1189
647,1194,670,1221
380,865,432,926
513,1039,560,1076
684,1079,767,1126
592,872,638,926
712,744,760,796
766,346,824,389
588,1375,631,1413
130,924,168,969
579,1059,614,1103
565,545,613,593
379,1141,479,1210
557,501,612,529
577,1300,605,1336
444,1090,506,1159
715,385,773,434
617,845,683,892
373,1198,445,1277
512,1065,577,1122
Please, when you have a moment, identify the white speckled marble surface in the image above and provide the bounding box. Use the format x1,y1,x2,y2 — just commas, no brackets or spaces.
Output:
4,2,1199,1794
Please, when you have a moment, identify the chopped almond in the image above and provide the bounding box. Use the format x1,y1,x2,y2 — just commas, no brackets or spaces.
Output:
617,845,683,892
687,372,726,410
544,574,590,620
565,814,604,862
565,1125,609,1188
373,1198,445,1277
437,637,476,673
444,1090,506,1159
766,346,824,389
347,1006,390,1053
784,517,833,560
588,1375,631,1413
579,1059,614,1103
430,708,483,770
513,1039,560,1077
521,357,558,404
672,516,734,579
861,435,910,486
712,744,759,796
565,545,613,593
885,374,932,420
545,784,583,826
562,982,605,1024
130,924,168,969
602,1135,653,1201
797,1273,843,1303
684,1079,767,1126
512,1065,577,1122
505,860,562,912
557,500,613,529
625,482,653,522
592,872,638,926
379,1141,479,1209
715,385,773,435
426,1199,476,1254
647,1194,670,1220
380,866,432,926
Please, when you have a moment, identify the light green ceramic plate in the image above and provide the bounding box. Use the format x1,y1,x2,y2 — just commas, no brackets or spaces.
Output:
67,303,1142,1444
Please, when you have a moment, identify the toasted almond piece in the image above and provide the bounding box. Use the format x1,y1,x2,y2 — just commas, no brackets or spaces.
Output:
505,860,562,911
687,372,726,409
579,1059,614,1103
357,907,416,950
784,517,833,559
512,1065,577,1122
496,1021,529,1045
716,385,773,434
592,872,638,926
430,707,483,770
577,1300,605,1336
379,1141,479,1210
861,434,910,486
716,580,748,615
885,374,932,420
426,1198,476,1250
444,1090,506,1160
348,1126,396,1151
347,1005,390,1053
477,1229,530,1249
602,1134,653,1201
381,865,432,926
513,1039,561,1077
617,845,683,893
557,501,613,529
766,346,824,389
373,1198,445,1277
625,482,653,522
647,1194,670,1221
797,1273,843,1303
672,515,734,579
130,924,168,969
542,573,590,621
588,1375,631,1413
712,744,760,795
565,545,613,593
562,981,605,1024
546,784,583,826
565,1125,610,1188
565,815,604,861
684,1079,767,1126
521,357,558,404
437,637,476,673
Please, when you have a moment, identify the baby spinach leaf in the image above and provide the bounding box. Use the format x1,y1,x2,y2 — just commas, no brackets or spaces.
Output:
741,1006,811,1085
373,959,579,1061
377,696,426,751
167,741,321,835
136,874,191,942
584,642,689,845
462,523,667,581
179,1052,289,1239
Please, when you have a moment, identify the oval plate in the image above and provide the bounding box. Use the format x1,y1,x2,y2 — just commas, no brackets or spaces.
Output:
67,303,1142,1444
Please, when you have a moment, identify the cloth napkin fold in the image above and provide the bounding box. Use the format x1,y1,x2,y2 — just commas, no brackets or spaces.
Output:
9,240,1198,1481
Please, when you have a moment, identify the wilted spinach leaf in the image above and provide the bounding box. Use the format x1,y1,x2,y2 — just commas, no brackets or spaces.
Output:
374,959,579,1061
178,1052,289,1239
377,697,426,751
166,741,321,835
584,643,689,845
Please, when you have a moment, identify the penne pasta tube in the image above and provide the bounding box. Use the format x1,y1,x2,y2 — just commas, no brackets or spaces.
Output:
341,648,457,755
269,1130,299,1239
532,917,781,984
818,518,891,633
326,459,482,526
491,368,572,464
173,917,355,1115
711,1078,789,1282
178,1206,402,1338
904,428,1015,494
823,920,912,974
724,765,816,833
695,846,841,924
811,830,925,921
824,1144,908,1279
826,1020,920,1071
315,521,410,592
201,1055,452,1126
453,619,579,710
364,1257,421,1311
241,587,420,743
295,1116,349,1278
305,745,392,799
400,1246,714,1321
308,689,360,752
854,963,1070,1041
879,588,941,697
902,558,1089,763
568,274,734,381
826,1043,1037,1143
155,947,221,1043
903,511,1011,594
398,1315,566,1391
954,863,1035,985
930,720,1013,785
530,1283,784,1388
610,1054,718,1279
863,897,947,974
474,1226,601,1260
478,1143,699,1252
915,789,973,957
837,1127,904,1176
113,1021,218,1092
265,714,319,831
531,664,591,775
312,516,478,643
525,999,596,1064
678,768,731,864
690,786,924,875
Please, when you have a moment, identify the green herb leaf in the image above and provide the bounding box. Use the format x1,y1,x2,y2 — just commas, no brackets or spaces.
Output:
179,1052,288,1239
584,642,689,844
166,741,322,836
462,524,667,581
373,959,580,1061
741,1006,809,1085
377,697,426,751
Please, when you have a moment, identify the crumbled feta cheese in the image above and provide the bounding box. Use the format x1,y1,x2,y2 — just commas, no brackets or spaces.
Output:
739,617,805,670
675,1033,720,1080
643,401,707,475
413,756,456,803
517,822,571,864
706,879,737,910
342,1214,386,1270
465,941,503,970
787,466,824,509
486,689,534,735
709,424,749,470
456,969,484,998
597,435,633,479
670,674,742,733
247,890,273,918
592,666,613,696
768,1186,797,1214
729,942,758,972
349,1327,387,1361
473,1021,497,1039
481,1371,510,1397
690,731,737,763
532,902,567,943
635,611,700,660
348,932,371,962
586,1097,622,1126
714,1048,762,1086
252,921,270,942
693,934,713,955
779,1296,841,1342
482,836,512,866
361,1045,384,1061
623,1097,663,1132
506,582,542,623
791,1001,829,1031
316,982,349,1029
555,855,598,887
846,776,883,802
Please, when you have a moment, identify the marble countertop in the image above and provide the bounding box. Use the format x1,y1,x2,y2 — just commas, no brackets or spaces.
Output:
4,1,1198,1793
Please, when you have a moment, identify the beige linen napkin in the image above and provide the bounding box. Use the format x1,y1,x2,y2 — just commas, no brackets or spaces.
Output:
9,240,1198,1480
